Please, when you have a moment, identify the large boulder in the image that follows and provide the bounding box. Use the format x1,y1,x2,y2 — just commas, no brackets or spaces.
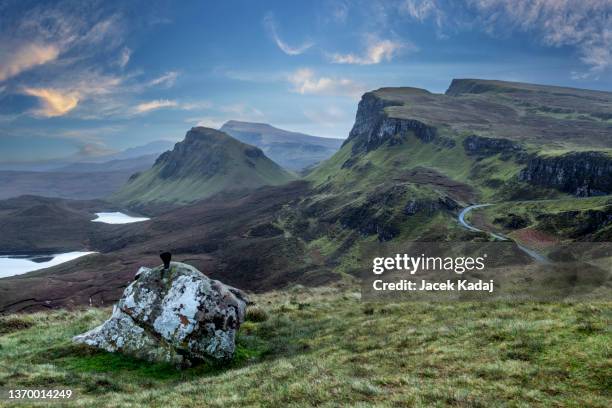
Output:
73,262,249,366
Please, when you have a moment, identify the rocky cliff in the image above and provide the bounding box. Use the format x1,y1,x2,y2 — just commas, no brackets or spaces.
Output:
343,92,438,153
463,135,523,157
519,152,612,196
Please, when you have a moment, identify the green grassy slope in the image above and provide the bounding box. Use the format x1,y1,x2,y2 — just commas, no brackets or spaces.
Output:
476,196,612,241
112,127,295,206
0,286,610,407
307,134,525,202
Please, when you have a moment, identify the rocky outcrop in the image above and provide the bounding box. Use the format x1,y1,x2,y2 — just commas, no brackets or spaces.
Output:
463,135,523,157
404,197,459,216
73,262,248,366
519,152,612,196
537,204,612,239
344,92,438,153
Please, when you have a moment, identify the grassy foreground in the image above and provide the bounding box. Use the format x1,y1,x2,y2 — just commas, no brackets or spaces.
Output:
0,285,610,407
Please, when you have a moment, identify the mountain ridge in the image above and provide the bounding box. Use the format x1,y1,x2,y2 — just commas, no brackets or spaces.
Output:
220,120,343,171
112,127,295,208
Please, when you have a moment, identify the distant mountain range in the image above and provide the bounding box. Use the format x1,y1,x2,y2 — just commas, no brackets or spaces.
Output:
0,141,175,200
220,120,343,171
112,127,295,207
0,140,176,172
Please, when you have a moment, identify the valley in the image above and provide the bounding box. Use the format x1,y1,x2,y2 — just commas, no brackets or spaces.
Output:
0,79,610,314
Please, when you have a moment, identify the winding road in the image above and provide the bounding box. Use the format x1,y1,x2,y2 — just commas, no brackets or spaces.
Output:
459,204,549,263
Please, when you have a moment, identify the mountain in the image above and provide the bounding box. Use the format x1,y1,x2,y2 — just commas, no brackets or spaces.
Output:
303,78,612,245
0,169,144,200
112,127,296,207
1,79,611,312
0,154,160,200
54,154,158,173
102,140,175,162
220,120,343,171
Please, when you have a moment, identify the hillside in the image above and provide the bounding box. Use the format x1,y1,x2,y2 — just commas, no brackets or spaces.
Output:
112,127,295,207
220,121,343,171
1,79,610,313
0,287,609,406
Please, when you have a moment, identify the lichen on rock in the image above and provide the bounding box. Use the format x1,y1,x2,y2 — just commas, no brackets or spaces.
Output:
73,262,249,366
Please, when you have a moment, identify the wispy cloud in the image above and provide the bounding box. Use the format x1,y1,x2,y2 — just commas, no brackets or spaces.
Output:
134,99,178,114
263,13,313,55
149,71,179,87
330,37,412,65
0,43,60,81
220,103,264,118
192,117,225,129
467,0,612,76
180,100,213,111
303,106,347,127
22,87,79,117
287,68,365,97
401,0,612,77
187,102,265,129
74,142,118,158
118,47,131,68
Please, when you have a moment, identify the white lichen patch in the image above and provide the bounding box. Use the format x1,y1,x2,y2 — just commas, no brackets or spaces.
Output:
153,275,202,341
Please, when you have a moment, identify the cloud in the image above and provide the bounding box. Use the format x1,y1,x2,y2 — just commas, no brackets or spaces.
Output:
118,47,131,68
149,71,179,87
467,0,612,76
0,43,60,81
400,0,612,77
22,87,79,117
192,117,225,129
220,103,264,118
263,13,313,55
401,0,446,23
287,68,365,97
74,142,117,158
330,38,411,65
134,99,178,114
187,102,265,129
180,100,213,111
303,106,347,127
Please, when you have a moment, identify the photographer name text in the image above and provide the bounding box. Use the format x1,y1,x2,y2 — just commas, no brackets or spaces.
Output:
372,279,494,293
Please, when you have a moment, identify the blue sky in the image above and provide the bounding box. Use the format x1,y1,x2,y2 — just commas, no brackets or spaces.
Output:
1,0,611,162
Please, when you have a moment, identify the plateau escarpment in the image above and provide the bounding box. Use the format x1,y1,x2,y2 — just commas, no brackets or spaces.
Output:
519,152,612,196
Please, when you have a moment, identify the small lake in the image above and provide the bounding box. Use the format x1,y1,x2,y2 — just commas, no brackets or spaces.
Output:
91,212,150,224
0,252,96,278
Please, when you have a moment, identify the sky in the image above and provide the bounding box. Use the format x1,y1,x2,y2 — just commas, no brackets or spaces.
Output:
0,0,611,162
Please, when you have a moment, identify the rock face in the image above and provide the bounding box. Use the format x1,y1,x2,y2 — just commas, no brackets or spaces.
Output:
73,262,249,366
519,152,612,196
463,135,523,157
344,92,438,153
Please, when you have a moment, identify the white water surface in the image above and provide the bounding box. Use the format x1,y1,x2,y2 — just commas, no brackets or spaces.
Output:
92,212,150,224
0,252,96,278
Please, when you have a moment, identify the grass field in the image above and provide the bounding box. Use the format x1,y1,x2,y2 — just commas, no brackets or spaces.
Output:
1,284,610,407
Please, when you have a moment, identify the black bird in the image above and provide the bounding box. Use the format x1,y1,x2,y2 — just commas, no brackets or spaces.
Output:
160,251,172,270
